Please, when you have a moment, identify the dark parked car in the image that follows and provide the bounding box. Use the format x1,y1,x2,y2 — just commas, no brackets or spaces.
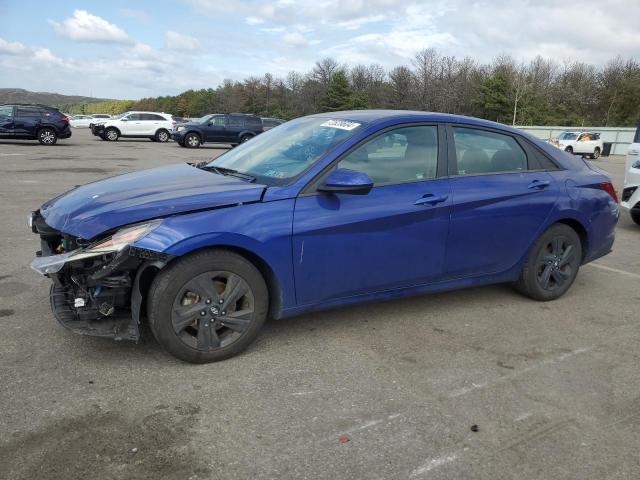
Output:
172,113,263,148
261,117,286,130
0,104,71,145
30,111,618,363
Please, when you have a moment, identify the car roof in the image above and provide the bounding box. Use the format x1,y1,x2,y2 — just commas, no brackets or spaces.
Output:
310,109,515,130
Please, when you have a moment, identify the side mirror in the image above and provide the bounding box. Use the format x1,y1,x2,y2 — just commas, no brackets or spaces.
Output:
318,168,374,195
121,118,128,121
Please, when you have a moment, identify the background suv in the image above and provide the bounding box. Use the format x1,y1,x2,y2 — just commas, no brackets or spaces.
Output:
549,131,603,158
92,111,175,142
0,104,71,145
172,113,263,148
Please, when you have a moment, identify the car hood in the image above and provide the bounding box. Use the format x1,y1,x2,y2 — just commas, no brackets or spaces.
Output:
41,163,266,239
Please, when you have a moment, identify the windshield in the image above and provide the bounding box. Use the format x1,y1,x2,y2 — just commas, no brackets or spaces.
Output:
208,117,365,185
197,114,214,124
559,132,578,140
113,112,128,119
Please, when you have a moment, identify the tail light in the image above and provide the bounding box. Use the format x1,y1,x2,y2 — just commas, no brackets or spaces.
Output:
62,115,70,122
172,121,177,125
600,182,619,203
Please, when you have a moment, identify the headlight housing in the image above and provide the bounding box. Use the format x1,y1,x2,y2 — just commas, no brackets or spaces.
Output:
176,126,186,132
86,221,162,253
30,220,162,275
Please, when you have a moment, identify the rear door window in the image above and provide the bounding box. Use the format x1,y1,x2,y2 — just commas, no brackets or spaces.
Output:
227,116,244,128
15,106,42,117
452,127,528,175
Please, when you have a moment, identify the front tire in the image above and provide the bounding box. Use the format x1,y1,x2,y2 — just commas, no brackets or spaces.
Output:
37,128,57,145
564,146,573,154
155,129,170,142
631,211,640,226
515,224,582,301
591,147,600,159
184,133,201,148
105,127,119,141
148,250,269,363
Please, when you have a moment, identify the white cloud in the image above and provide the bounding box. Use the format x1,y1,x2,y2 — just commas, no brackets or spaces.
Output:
164,31,200,51
282,32,308,47
49,10,131,44
0,38,28,55
246,16,265,25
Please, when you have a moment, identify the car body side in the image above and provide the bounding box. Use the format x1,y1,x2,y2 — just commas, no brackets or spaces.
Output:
621,127,640,220
118,112,617,320
0,104,71,140
171,114,263,146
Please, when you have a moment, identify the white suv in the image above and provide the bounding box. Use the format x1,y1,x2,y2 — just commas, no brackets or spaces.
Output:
621,126,640,225
92,111,175,142
549,131,603,159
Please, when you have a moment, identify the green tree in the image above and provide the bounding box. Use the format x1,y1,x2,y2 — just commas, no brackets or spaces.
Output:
320,71,357,112
474,70,511,122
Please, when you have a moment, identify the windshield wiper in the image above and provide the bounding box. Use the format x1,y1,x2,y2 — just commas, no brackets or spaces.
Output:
196,163,256,183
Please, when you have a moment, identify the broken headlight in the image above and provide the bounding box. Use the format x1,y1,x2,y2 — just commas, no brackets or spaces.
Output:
31,220,162,275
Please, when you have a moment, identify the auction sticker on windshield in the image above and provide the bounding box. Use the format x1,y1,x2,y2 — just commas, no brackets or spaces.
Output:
320,119,361,130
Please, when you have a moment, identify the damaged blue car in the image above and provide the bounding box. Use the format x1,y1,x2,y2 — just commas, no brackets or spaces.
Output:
30,111,618,363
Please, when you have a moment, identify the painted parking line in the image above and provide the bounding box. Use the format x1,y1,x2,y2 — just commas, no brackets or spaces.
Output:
0,153,27,156
588,262,640,279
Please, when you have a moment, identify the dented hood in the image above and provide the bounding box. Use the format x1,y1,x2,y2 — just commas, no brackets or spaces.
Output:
41,163,265,239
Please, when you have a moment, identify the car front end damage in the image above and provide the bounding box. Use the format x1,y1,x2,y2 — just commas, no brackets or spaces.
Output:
30,212,172,341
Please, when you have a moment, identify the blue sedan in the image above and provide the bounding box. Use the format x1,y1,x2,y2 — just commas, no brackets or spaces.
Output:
30,111,619,363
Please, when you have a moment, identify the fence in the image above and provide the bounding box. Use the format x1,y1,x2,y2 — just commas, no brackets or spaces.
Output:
515,126,636,156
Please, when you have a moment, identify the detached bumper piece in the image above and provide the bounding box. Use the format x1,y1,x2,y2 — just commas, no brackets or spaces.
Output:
51,284,140,341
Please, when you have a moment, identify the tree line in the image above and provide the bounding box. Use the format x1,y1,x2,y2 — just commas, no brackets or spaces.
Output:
59,50,640,127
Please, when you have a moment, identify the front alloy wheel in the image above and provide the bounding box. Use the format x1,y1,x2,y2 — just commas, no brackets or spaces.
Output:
592,147,600,159
105,128,119,141
185,133,200,148
148,250,268,363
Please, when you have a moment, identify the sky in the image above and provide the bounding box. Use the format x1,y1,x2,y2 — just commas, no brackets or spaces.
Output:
1,0,639,100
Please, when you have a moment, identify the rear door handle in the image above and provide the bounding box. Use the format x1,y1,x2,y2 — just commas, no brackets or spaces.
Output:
414,194,448,206
527,180,551,190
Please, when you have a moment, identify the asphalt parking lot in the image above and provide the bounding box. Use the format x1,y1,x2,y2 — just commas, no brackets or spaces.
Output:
1,129,639,480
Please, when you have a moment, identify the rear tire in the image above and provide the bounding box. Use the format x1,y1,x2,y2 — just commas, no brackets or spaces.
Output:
239,134,253,143
515,224,582,301
105,127,119,141
184,133,201,148
37,128,57,145
631,211,640,226
155,129,170,142
148,250,268,363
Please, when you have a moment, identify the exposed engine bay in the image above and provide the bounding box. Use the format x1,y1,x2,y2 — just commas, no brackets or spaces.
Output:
30,211,171,341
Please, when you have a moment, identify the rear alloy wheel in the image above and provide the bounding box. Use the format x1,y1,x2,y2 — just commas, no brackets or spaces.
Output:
515,224,582,301
155,129,170,142
105,128,119,141
239,134,253,143
38,128,57,145
148,250,268,363
591,147,600,159
185,133,201,148
564,146,573,154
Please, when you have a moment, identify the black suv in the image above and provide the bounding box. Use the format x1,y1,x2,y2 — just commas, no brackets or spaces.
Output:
0,104,71,145
172,113,263,148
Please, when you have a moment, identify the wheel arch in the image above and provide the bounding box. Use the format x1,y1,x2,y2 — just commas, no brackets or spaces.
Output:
141,244,283,320
105,125,121,135
553,217,589,262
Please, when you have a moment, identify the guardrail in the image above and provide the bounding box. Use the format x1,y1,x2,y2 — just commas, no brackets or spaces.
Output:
516,126,635,156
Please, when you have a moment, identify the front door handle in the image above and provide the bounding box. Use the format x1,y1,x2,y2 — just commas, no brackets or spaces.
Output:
527,180,551,190
414,194,448,206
